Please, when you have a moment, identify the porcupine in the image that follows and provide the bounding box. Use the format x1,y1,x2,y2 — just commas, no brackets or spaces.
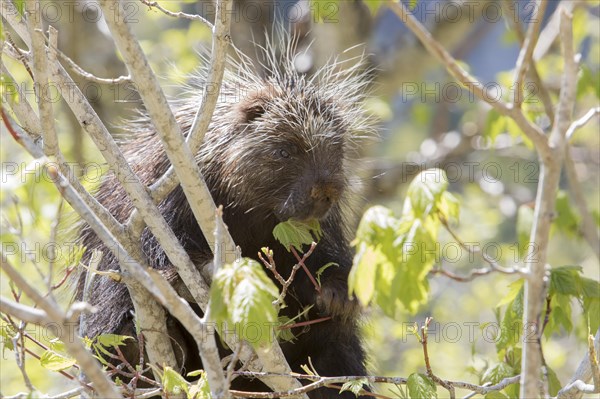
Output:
76,37,375,398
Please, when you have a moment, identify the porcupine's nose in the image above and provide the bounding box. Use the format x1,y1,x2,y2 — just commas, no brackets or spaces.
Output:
309,182,341,219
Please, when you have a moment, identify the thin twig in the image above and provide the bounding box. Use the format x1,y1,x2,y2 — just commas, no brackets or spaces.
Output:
387,0,549,152
501,0,555,122
230,371,521,398
290,246,321,294
260,242,317,307
438,214,526,279
513,0,548,109
1,254,121,397
521,7,576,398
51,42,131,84
140,0,214,29
418,317,456,398
566,107,600,140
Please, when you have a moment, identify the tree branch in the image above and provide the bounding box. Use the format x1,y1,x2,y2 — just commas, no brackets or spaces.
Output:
0,297,49,326
0,255,120,398
520,7,576,398
24,0,58,157
513,0,548,109
387,0,550,165
566,107,600,140
556,329,600,399
98,0,237,263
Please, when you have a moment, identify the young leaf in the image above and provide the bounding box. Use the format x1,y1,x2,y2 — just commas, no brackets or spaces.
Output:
497,281,524,352
340,377,369,396
188,370,212,399
354,205,397,245
40,350,76,371
315,262,338,286
391,219,436,314
94,334,133,348
273,219,321,251
497,279,525,308
277,316,297,343
581,277,600,332
162,366,189,395
481,363,516,385
349,243,380,306
0,323,16,351
546,366,562,397
549,265,582,296
439,191,460,222
406,169,449,217
209,258,280,349
407,373,437,399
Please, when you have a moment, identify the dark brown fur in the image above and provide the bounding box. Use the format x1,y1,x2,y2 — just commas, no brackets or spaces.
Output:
77,44,373,398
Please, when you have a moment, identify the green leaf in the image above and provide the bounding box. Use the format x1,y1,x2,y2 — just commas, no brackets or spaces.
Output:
544,294,573,337
187,370,204,377
497,279,525,308
163,366,189,395
481,363,516,385
349,243,380,306
276,316,297,343
354,205,397,245
497,281,524,351
391,219,436,314
407,373,437,399
48,338,67,353
340,377,369,396
315,262,338,286
553,191,580,237
581,277,600,298
581,277,600,332
546,367,562,396
39,350,76,371
189,370,212,399
94,334,133,350
273,219,322,251
0,323,16,351
549,265,582,296
209,258,280,349
406,169,449,217
439,191,460,222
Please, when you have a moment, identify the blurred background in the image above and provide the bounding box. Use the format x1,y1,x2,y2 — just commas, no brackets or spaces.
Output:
1,0,599,396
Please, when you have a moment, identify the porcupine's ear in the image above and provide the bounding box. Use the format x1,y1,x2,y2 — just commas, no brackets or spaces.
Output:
236,90,268,124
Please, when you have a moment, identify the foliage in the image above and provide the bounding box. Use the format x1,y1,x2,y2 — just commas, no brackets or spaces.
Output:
209,258,279,349
349,169,459,316
272,218,322,251
1,0,599,397
407,373,437,399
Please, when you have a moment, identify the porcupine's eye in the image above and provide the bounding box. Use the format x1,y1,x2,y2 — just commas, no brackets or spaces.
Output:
278,149,290,159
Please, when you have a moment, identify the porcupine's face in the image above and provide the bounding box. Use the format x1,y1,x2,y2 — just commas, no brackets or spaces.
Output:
225,86,349,222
